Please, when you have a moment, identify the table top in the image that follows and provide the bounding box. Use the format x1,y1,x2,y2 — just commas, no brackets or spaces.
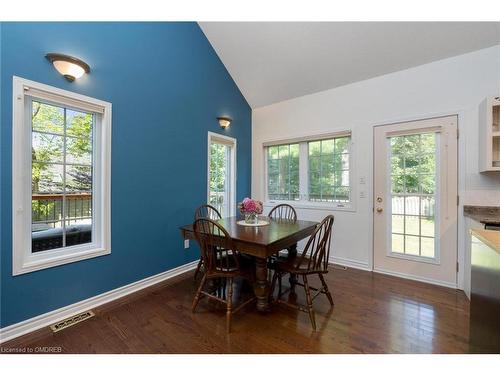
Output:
180,216,318,249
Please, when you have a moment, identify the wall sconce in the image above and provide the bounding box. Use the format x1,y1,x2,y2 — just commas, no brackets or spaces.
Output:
217,116,232,129
45,53,90,82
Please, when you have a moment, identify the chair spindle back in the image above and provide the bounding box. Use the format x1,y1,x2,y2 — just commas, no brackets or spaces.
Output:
193,218,239,275
296,215,334,272
194,204,222,221
268,204,297,222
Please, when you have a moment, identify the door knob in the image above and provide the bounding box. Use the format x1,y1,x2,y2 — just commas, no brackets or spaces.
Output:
376,207,383,213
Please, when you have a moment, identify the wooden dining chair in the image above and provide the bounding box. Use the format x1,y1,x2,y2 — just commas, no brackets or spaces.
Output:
193,204,222,280
267,204,298,280
270,215,335,330
268,203,297,222
192,218,256,333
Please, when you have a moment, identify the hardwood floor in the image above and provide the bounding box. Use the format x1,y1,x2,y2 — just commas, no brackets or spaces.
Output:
0,266,470,353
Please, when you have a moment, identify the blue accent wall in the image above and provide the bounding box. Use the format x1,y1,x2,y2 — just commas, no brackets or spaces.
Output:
0,22,251,328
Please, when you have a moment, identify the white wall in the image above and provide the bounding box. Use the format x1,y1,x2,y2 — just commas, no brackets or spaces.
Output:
252,45,500,289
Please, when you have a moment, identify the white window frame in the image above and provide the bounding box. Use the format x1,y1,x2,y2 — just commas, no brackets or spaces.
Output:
263,130,356,211
12,76,112,276
207,131,237,217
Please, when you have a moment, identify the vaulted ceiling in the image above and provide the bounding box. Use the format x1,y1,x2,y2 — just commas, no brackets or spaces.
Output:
199,22,500,108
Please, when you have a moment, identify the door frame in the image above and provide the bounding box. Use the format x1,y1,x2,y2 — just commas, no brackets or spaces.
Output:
371,110,465,290
207,131,237,217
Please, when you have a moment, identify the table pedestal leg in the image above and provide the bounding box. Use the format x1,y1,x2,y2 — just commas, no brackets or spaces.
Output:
254,257,270,312
288,243,298,294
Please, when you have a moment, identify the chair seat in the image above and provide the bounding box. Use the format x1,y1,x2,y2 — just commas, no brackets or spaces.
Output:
211,253,255,280
274,255,327,275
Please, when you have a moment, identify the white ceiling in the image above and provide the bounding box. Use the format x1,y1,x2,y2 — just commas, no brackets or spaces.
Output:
199,22,500,108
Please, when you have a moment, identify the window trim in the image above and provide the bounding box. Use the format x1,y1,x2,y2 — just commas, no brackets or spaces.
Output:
207,131,237,217
263,130,356,212
12,76,112,276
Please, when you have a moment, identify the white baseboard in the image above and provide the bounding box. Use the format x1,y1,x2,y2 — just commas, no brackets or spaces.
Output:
0,260,198,344
329,256,371,271
373,267,458,289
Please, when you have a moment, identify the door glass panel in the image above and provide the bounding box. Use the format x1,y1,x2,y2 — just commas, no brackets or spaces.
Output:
209,142,231,217
389,132,438,259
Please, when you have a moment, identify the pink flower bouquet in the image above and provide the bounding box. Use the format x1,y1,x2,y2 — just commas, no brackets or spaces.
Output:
239,197,263,224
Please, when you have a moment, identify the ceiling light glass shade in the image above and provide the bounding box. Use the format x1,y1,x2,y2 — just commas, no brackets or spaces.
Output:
53,60,86,81
217,117,232,128
46,53,90,82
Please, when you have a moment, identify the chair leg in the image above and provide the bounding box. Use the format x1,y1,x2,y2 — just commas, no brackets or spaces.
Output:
318,273,334,306
302,275,316,331
270,270,278,301
194,258,203,280
192,274,207,313
226,278,234,333
278,273,283,299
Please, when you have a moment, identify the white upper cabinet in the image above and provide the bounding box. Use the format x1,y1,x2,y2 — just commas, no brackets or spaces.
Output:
479,96,500,172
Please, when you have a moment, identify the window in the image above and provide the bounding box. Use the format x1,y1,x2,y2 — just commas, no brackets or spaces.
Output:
12,77,112,275
308,137,350,203
267,144,299,200
264,132,352,208
208,132,236,217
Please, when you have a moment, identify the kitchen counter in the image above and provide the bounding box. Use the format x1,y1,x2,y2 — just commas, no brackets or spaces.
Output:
469,227,500,353
470,229,500,254
464,205,500,225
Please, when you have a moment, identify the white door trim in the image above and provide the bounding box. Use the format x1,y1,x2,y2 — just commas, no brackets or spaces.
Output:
369,109,465,290
372,115,459,288
207,131,237,216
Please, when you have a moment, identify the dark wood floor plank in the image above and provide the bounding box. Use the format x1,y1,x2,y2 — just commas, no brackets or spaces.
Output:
0,266,471,353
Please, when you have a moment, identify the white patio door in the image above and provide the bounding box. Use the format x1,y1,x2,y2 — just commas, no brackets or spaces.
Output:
373,116,458,287
208,132,236,218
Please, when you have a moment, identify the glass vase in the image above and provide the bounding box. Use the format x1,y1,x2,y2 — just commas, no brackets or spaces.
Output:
244,212,258,224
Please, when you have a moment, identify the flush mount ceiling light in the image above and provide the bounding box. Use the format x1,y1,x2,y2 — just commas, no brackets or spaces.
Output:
217,116,232,129
45,53,90,82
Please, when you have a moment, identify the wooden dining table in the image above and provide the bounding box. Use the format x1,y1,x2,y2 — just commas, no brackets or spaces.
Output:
180,216,319,312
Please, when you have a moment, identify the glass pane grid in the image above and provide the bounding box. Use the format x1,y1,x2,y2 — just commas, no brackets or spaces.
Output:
31,101,93,253
389,132,437,260
267,143,299,201
308,137,351,203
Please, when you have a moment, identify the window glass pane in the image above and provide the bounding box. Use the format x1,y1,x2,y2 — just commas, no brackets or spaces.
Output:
66,110,93,138
404,196,420,216
66,166,92,192
335,187,350,202
334,137,349,154
421,217,435,237
31,101,94,253
405,235,420,255
405,215,420,236
267,143,299,201
392,234,404,253
33,163,64,193
392,196,404,215
268,146,279,160
66,137,92,165
32,101,64,134
322,139,334,154
309,141,321,156
421,237,435,258
32,132,64,164
307,137,351,203
392,215,404,234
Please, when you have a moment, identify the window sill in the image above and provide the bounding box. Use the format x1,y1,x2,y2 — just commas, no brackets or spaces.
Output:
13,244,111,276
386,252,440,265
264,201,356,213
